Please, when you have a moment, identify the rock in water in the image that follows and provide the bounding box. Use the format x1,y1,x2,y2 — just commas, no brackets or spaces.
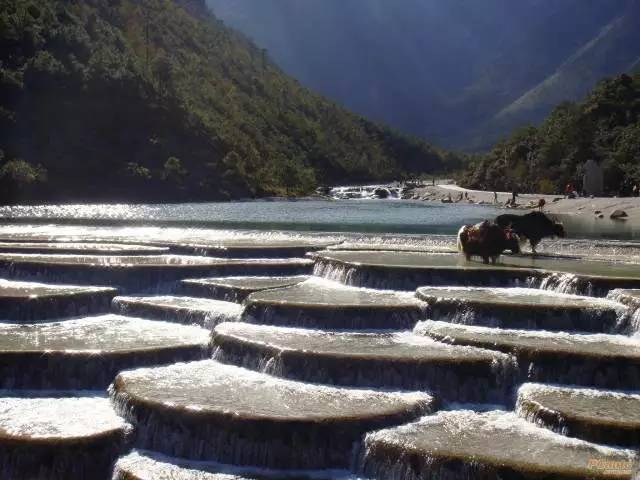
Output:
610,210,628,220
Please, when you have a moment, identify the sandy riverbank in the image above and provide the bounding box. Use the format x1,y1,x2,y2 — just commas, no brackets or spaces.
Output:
407,184,640,232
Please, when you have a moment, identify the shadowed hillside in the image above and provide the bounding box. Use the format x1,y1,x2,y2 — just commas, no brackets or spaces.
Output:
0,0,460,204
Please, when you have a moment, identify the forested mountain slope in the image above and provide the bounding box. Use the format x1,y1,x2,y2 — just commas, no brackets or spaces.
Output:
460,73,640,195
0,0,459,203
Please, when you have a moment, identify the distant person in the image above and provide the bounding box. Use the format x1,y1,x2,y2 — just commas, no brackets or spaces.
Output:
493,191,498,204
565,183,576,199
633,184,639,197
511,189,518,205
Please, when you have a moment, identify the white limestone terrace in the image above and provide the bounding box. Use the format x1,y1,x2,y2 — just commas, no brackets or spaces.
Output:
0,278,117,321
0,223,639,478
114,450,362,480
517,383,640,448
180,275,309,302
0,241,169,255
1,223,639,262
241,277,427,330
358,410,636,480
416,286,627,333
110,360,435,470
313,250,640,294
415,320,640,390
0,396,131,480
0,314,210,389
212,322,516,404
0,253,313,268
0,253,313,292
113,295,243,329
0,224,342,256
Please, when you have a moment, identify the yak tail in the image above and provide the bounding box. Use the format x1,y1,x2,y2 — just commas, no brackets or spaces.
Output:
456,225,467,252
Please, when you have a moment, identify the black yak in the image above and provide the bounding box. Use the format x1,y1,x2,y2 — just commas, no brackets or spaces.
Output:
457,220,521,264
495,211,565,253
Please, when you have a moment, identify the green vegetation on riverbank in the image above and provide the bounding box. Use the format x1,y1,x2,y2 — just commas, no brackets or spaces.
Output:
460,73,640,195
0,0,462,204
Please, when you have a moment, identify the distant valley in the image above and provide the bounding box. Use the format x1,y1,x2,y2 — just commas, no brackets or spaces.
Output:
206,0,640,150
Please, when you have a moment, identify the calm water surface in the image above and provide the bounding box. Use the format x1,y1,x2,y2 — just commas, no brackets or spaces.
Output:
0,200,637,240
0,200,502,235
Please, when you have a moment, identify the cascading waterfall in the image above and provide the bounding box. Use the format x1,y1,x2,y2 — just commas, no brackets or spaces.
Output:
0,347,209,390
313,255,540,291
214,342,518,405
113,296,244,329
211,324,519,405
607,289,640,335
109,361,436,470
538,272,589,295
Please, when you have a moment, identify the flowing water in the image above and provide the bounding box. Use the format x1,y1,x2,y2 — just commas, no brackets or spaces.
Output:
0,201,639,479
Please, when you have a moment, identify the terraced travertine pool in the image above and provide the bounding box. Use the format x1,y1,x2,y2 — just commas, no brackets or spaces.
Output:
0,223,639,479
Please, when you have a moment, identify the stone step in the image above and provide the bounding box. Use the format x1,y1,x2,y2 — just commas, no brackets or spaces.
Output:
113,296,242,329
0,278,116,321
314,250,640,294
180,275,309,302
0,241,169,255
358,410,636,480
0,314,210,389
517,383,640,448
242,278,426,329
0,254,313,292
114,450,356,480
0,231,338,258
609,289,640,309
114,451,255,480
165,239,339,258
110,360,435,470
212,322,516,404
415,320,640,390
313,250,535,290
416,286,624,333
0,394,131,480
